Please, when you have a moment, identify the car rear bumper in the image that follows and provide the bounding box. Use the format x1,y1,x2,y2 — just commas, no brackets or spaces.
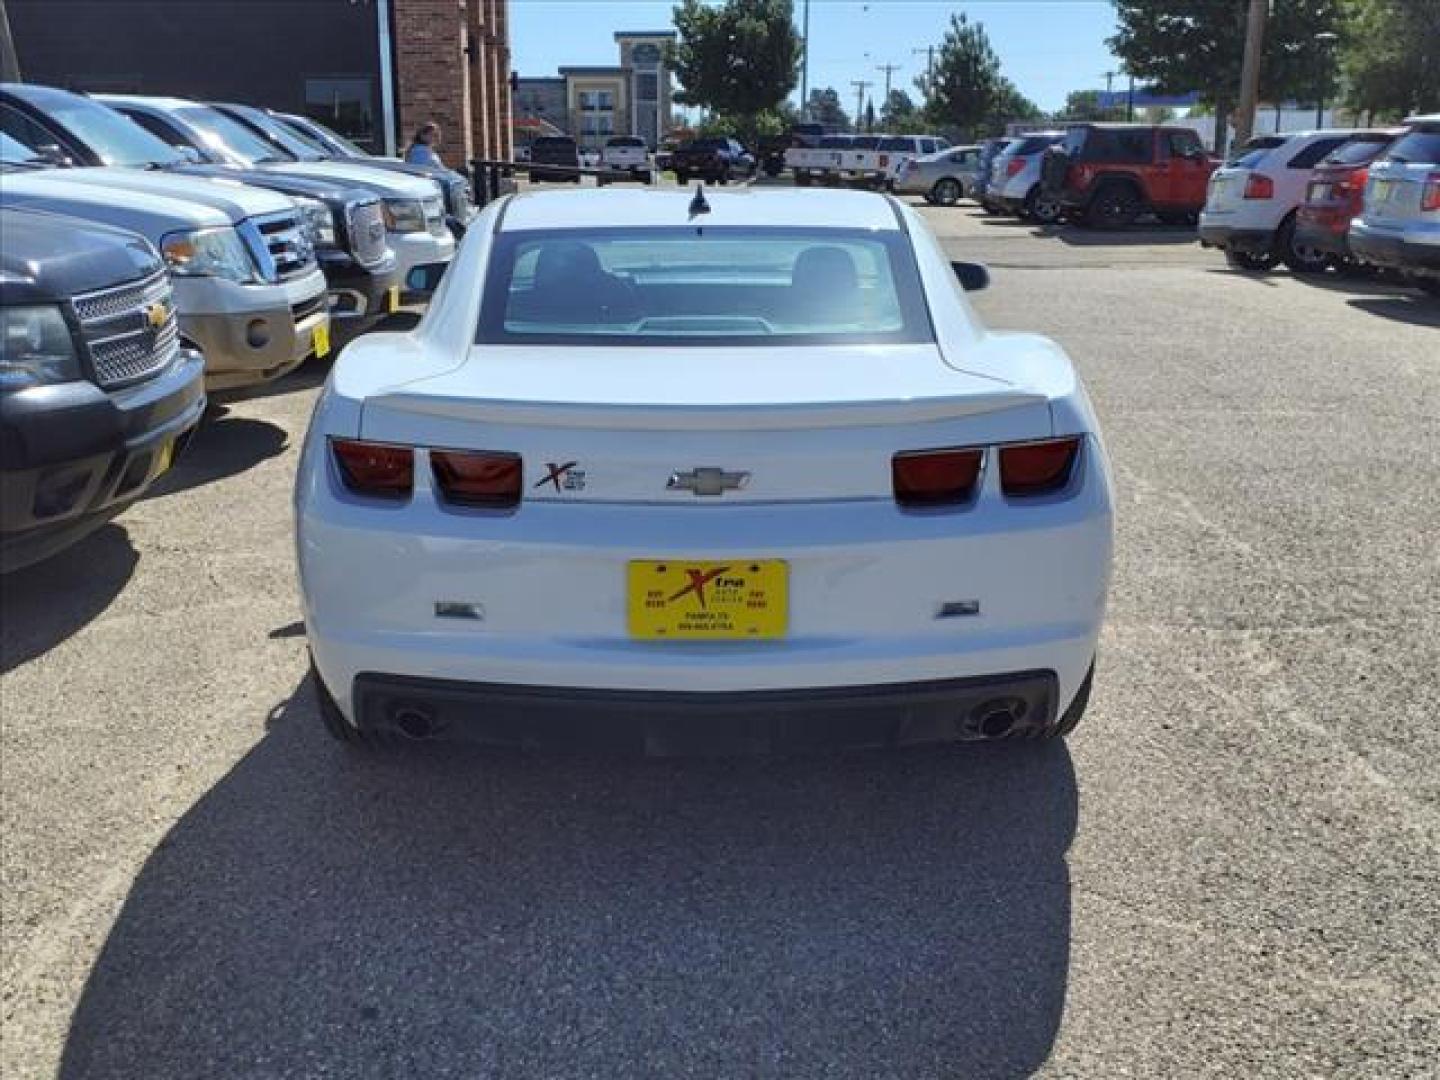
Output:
320,250,400,329
1197,222,1275,253
342,667,1075,752
1294,207,1356,258
1,348,206,572
1348,220,1440,273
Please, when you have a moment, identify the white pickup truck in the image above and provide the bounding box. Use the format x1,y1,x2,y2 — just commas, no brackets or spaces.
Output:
599,136,652,183
786,134,951,188
0,155,330,391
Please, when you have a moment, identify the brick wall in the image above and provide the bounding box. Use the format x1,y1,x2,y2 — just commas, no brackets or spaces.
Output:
393,0,512,166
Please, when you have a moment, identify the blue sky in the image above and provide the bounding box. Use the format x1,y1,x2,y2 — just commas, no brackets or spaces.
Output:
509,0,1123,116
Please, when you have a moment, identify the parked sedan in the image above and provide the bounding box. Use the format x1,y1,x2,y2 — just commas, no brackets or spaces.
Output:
295,188,1114,752
893,145,983,206
1348,114,1440,295
1294,130,1400,265
1,207,205,571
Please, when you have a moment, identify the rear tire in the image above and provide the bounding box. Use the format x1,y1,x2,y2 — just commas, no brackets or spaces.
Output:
930,177,962,206
1086,183,1142,229
1044,663,1094,740
1024,185,1062,224
1278,216,1333,275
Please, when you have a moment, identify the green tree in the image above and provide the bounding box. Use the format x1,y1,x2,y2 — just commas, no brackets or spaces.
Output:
805,86,850,130
1109,0,1347,157
915,13,1002,137
1058,89,1126,121
669,0,802,144
880,88,917,128
1341,0,1440,119
986,78,1044,132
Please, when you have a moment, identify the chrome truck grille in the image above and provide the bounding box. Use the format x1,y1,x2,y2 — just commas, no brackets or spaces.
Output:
71,270,180,389
345,200,389,266
422,194,447,237
252,210,316,281
443,176,471,219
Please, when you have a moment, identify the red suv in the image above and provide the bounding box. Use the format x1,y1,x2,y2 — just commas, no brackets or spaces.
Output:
1294,130,1400,263
1041,124,1218,228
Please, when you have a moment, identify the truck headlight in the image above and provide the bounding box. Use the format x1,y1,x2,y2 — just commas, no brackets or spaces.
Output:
160,227,257,283
295,197,336,248
382,198,426,234
0,305,81,388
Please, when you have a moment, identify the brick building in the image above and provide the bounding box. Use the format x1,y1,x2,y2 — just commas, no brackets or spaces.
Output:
6,0,511,164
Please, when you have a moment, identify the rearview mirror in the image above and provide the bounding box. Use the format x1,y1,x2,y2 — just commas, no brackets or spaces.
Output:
404,262,447,298
951,261,990,292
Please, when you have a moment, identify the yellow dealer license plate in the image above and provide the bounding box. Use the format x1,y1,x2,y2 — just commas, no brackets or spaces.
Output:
387,284,401,312
628,560,787,640
154,438,175,477
312,321,331,358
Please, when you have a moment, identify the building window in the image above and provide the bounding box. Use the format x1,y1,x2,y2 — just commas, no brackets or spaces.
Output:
304,77,375,149
636,73,659,101
579,90,614,112
581,114,614,137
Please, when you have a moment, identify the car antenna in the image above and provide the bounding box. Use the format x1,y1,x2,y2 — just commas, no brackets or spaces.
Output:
688,182,711,218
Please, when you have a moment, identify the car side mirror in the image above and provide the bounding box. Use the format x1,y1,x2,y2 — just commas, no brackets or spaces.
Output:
404,262,447,297
34,143,72,167
951,261,990,292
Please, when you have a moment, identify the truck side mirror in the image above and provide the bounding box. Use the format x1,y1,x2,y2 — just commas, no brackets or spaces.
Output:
951,261,990,292
34,143,73,167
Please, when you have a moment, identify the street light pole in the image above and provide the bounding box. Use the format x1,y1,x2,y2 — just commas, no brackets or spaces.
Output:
1314,31,1339,128
800,0,810,120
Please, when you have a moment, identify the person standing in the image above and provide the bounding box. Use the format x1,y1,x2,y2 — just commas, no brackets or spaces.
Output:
405,122,444,167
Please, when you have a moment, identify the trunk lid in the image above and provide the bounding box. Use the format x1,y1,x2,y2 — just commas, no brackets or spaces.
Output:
1363,160,1436,224
359,344,1052,504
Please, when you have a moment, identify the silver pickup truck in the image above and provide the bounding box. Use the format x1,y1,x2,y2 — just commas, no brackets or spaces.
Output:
1,139,329,391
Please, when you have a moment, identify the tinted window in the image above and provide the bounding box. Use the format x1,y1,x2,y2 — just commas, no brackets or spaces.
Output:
606,136,644,148
690,138,727,151
1228,137,1287,168
478,228,932,347
1015,135,1060,155
920,139,936,154
1382,128,1440,163
818,136,853,148
1321,136,1392,166
1084,128,1152,163
534,137,576,149
1166,130,1204,158
878,137,911,151
223,106,325,161
1286,137,1347,169
852,137,881,149
121,110,187,149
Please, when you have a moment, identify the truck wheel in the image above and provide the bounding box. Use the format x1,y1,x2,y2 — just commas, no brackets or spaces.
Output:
1044,663,1094,740
675,170,689,185
930,177,962,206
1024,185,1062,224
763,159,783,177
794,172,812,187
1278,215,1333,275
1225,248,1279,273
1086,183,1142,229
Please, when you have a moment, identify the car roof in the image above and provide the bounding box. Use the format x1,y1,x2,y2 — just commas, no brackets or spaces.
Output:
1403,112,1440,126
499,188,901,233
96,94,198,112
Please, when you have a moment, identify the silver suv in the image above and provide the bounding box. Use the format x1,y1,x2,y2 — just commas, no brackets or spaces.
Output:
983,132,1065,223
1348,114,1440,295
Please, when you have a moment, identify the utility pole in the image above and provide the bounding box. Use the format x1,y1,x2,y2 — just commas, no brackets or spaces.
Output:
1234,0,1268,152
875,62,900,113
912,46,934,101
799,0,810,120
850,79,873,133
0,0,21,83
1314,31,1339,128
1126,73,1136,121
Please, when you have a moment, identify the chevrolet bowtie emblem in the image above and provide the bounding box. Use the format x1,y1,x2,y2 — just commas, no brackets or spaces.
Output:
666,467,751,497
144,302,169,330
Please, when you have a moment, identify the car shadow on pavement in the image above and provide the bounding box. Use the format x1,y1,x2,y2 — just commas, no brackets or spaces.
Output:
1052,226,1198,247
0,524,137,674
59,676,1078,1079
1346,295,1440,328
214,354,335,404
145,407,289,500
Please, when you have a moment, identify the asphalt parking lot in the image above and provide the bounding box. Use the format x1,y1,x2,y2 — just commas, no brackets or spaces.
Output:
3,192,1438,1078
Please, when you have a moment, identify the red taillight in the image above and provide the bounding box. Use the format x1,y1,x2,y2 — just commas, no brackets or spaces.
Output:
1006,157,1026,178
331,438,413,498
999,437,1082,497
1244,173,1274,199
431,449,522,508
1422,172,1440,212
892,448,984,507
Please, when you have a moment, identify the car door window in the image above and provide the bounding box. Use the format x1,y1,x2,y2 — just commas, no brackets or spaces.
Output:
0,104,67,155
123,110,188,150
1166,130,1204,160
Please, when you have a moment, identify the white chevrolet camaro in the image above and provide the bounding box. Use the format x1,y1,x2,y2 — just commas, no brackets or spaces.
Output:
295,187,1113,752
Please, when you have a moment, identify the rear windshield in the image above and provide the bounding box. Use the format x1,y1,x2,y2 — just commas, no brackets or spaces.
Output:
688,138,727,151
1320,135,1393,166
606,137,644,148
1014,135,1060,155
478,228,932,347
1382,128,1440,164
1229,137,1286,168
533,137,575,149
819,136,853,148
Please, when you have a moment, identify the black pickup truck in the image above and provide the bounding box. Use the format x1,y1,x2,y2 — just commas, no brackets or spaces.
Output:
672,137,754,185
1,208,206,571
528,136,582,183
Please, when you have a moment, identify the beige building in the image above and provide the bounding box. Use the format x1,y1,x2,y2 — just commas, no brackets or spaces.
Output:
516,30,675,150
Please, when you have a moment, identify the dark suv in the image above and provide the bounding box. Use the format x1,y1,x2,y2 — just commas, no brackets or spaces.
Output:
529,136,581,183
1,208,206,571
672,138,753,185
1042,124,1218,228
